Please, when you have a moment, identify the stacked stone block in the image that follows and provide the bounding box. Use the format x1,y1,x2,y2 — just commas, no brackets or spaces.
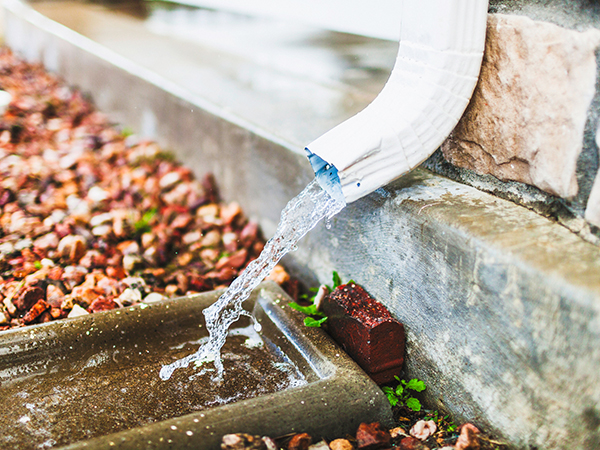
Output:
426,0,600,242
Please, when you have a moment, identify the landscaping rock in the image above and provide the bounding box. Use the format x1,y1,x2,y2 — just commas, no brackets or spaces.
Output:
222,433,266,450
409,420,436,441
356,422,392,450
389,427,407,439
262,437,278,450
455,424,480,450
398,436,429,450
22,299,48,323
0,49,291,331
15,285,44,311
67,304,88,318
288,433,312,450
308,440,330,450
329,439,353,450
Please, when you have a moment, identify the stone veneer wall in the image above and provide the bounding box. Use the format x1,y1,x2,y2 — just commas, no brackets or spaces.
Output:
425,0,600,244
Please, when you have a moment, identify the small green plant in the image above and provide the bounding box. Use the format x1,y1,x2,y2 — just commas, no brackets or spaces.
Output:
289,271,346,327
134,208,158,235
382,376,426,411
120,126,134,138
427,410,458,433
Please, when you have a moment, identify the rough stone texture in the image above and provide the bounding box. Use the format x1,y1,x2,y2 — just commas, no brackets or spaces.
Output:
426,0,600,237
442,14,600,199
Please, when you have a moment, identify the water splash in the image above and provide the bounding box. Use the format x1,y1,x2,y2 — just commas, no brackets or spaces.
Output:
160,179,345,381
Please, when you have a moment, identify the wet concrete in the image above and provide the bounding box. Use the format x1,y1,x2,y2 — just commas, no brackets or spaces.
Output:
0,283,392,449
1,324,303,449
31,0,396,146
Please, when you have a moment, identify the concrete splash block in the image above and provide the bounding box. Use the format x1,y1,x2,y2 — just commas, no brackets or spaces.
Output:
0,283,392,449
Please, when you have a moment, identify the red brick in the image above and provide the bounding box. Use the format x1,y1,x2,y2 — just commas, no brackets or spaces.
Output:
322,283,405,384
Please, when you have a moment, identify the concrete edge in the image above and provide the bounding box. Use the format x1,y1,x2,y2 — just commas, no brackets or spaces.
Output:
0,282,392,449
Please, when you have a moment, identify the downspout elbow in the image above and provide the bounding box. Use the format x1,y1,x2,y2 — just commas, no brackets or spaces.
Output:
306,0,489,204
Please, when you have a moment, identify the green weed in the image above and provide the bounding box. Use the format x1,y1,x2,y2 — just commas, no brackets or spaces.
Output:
382,376,426,411
289,271,347,327
427,410,458,433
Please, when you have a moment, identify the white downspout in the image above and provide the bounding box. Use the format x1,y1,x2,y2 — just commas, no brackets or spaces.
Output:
306,0,489,204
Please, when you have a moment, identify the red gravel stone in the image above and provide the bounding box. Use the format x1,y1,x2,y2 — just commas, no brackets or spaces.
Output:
455,423,480,450
15,286,44,311
89,296,117,312
397,437,429,450
356,422,392,450
216,248,248,271
0,49,291,331
287,433,312,450
22,299,49,324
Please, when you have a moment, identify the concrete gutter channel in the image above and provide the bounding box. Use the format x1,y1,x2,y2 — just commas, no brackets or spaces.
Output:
0,282,392,449
2,1,600,449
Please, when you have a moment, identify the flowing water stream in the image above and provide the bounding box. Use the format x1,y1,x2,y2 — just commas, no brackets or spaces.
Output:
160,179,346,381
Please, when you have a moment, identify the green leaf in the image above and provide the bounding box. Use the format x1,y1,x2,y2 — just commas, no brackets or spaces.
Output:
382,387,398,406
134,208,157,234
395,385,404,396
289,302,318,315
304,316,327,327
406,378,426,392
405,397,422,412
332,271,342,288
121,126,134,137
33,261,42,270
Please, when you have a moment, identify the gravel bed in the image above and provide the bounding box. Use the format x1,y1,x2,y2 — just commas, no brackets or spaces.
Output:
0,48,290,331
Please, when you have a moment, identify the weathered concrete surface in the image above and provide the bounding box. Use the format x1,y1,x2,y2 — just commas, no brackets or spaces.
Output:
4,1,600,449
442,14,600,199
307,170,600,450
